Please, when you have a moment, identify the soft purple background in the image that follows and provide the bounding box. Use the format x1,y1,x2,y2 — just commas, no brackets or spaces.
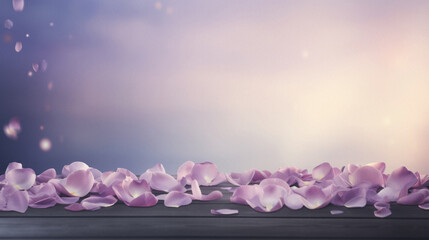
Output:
1,0,429,174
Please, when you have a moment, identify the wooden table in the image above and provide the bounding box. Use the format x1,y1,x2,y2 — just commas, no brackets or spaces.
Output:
1,183,428,239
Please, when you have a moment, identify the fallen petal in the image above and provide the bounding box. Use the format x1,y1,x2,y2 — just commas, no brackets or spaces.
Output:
6,168,36,190
330,210,344,215
211,209,239,215
164,191,192,207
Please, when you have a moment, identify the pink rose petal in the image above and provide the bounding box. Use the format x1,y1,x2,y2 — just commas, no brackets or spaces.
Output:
61,170,94,197
330,210,344,215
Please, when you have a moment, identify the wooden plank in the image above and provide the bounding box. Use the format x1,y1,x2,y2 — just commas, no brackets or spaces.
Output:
0,202,427,219
0,217,427,239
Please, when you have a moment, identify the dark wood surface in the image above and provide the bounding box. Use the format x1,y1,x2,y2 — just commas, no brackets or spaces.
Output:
1,184,428,239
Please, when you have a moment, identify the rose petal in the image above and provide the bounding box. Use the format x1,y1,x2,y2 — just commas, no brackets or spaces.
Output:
36,168,56,183
65,203,85,211
6,168,36,190
164,191,192,207
5,162,22,174
191,162,219,186
0,185,29,213
128,179,150,198
349,166,384,187
230,185,262,205
62,162,89,177
116,168,137,180
283,193,303,210
177,161,195,182
374,207,391,218
226,169,255,186
312,162,334,181
330,210,344,215
62,170,94,197
397,189,428,205
377,166,417,202
418,203,429,210
128,192,158,207
81,195,117,210
211,209,239,215
150,172,185,192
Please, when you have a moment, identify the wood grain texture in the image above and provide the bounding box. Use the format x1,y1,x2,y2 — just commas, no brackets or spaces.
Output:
0,184,428,239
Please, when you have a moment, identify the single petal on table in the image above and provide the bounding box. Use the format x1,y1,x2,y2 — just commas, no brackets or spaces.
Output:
211,209,239,215
330,210,344,215
81,195,117,210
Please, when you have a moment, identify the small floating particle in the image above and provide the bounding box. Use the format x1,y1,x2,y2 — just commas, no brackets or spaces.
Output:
155,1,162,10
15,41,22,52
41,59,48,72
25,33,30,38
330,210,344,215
3,117,21,140
4,19,13,29
47,81,53,91
166,7,173,14
12,0,24,12
49,22,54,27
211,209,239,215
40,125,44,131
39,138,52,152
27,71,33,77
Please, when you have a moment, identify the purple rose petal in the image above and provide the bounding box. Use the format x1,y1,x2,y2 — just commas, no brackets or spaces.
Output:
226,169,255,186
0,185,29,213
377,166,417,202
36,168,56,183
312,162,334,181
211,209,239,215
330,210,344,215
164,191,192,207
6,168,36,190
59,169,95,197
150,172,185,192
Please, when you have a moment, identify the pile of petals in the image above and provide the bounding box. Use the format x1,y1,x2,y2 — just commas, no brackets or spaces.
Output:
0,161,428,218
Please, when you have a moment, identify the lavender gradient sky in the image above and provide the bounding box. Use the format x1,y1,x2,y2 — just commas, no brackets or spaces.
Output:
1,0,429,174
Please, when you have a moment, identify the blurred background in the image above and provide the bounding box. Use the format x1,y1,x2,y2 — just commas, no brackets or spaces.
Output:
1,0,429,174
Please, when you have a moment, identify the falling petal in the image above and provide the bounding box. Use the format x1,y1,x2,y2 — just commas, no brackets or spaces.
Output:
211,209,239,215
40,59,48,72
32,63,39,72
12,0,24,12
15,41,22,52
4,19,13,29
164,191,192,208
39,138,52,151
